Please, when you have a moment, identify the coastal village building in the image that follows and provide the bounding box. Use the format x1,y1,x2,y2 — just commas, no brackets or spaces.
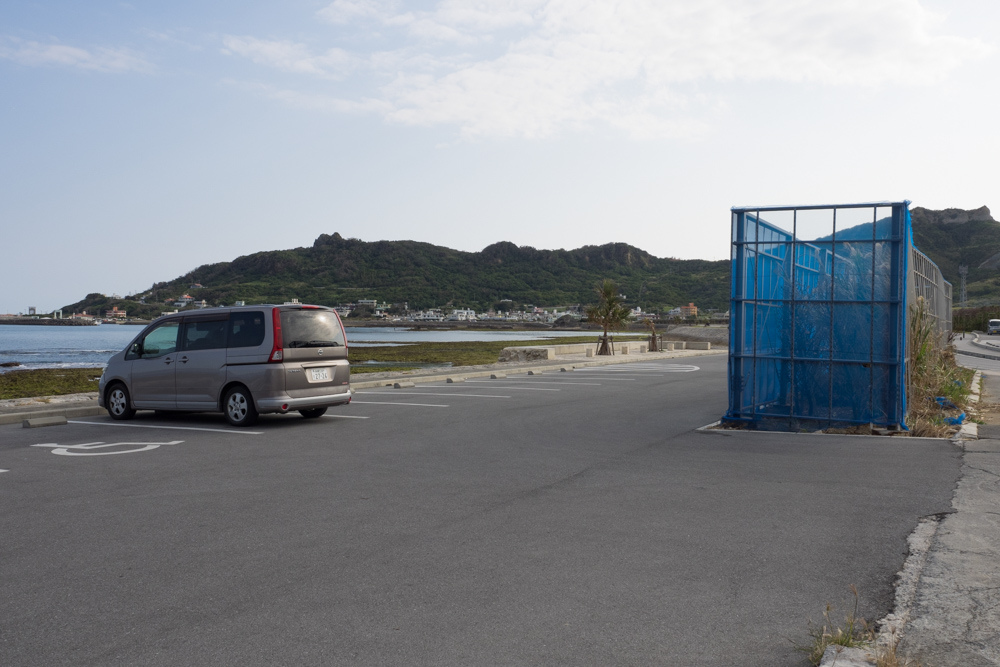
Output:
104,306,127,320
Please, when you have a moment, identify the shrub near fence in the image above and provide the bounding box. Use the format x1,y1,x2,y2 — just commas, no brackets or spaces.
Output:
953,306,1000,333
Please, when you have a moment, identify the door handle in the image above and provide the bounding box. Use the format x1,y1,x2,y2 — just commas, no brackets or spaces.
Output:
164,357,173,365
178,356,189,364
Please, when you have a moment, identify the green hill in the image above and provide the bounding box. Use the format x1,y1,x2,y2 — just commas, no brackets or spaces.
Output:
60,205,999,321
61,234,731,318
911,205,1000,305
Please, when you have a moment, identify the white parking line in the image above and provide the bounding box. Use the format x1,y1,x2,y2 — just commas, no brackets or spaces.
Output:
564,375,637,381
580,364,700,373
457,380,562,396
0,469,8,474
578,368,663,372
350,401,449,408
67,421,263,435
467,380,598,386
323,414,371,419
357,392,511,399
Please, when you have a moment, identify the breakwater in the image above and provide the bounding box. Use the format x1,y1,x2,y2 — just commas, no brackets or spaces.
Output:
0,318,96,326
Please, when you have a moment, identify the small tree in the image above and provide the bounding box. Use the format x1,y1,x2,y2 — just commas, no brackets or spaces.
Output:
643,317,659,351
586,279,632,355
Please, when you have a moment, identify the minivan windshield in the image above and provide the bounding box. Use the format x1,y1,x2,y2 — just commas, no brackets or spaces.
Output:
280,309,346,348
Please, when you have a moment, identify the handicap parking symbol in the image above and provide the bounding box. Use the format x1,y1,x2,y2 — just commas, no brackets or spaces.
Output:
31,441,183,456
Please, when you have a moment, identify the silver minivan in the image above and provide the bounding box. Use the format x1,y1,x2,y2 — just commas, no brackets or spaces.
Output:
98,304,351,426
989,319,1000,336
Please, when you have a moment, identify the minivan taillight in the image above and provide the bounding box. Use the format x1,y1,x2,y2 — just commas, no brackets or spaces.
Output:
335,310,348,350
269,308,284,362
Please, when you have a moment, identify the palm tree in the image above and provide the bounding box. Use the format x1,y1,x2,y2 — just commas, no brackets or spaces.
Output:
586,279,632,355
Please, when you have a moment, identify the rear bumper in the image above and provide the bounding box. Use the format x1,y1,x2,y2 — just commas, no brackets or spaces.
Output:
256,389,352,413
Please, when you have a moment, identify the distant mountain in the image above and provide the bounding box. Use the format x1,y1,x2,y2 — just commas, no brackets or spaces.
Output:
910,206,1000,305
814,205,1000,306
60,205,1000,320
62,235,731,318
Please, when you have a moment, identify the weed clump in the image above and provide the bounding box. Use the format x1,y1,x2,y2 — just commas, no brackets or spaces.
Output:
799,585,871,665
798,586,923,667
907,297,974,437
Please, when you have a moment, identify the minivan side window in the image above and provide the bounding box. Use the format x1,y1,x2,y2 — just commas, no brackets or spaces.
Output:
137,321,180,359
182,318,228,351
228,311,266,348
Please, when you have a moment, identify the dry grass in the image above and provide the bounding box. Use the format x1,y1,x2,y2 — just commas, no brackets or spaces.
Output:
799,586,924,667
907,298,974,437
799,586,871,665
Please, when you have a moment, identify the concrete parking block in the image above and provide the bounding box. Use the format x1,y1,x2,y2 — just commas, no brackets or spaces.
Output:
22,416,68,428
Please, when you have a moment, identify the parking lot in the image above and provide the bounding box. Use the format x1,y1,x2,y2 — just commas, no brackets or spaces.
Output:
0,355,963,666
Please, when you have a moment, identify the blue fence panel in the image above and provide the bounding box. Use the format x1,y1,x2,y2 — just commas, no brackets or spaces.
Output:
725,202,935,430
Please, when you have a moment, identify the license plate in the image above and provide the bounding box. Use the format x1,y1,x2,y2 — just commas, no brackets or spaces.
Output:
310,368,331,382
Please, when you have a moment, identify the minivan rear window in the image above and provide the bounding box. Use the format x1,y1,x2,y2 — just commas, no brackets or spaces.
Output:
229,311,266,348
280,309,346,348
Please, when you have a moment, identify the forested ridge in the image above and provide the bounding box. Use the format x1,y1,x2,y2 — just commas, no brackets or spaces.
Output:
60,206,1000,320
62,234,731,318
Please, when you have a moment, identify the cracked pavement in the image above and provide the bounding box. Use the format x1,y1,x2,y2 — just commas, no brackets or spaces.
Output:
898,369,1000,666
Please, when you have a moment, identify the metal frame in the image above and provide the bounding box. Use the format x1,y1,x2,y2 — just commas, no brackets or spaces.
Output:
726,201,950,430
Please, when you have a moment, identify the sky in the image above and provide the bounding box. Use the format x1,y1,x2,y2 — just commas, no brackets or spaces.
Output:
1,0,998,314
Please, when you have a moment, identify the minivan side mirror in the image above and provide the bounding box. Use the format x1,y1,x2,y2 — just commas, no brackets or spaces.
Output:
125,341,143,361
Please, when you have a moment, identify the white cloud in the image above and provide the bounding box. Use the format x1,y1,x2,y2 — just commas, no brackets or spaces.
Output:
224,79,393,115
221,36,356,78
231,0,991,139
0,36,150,73
317,0,400,25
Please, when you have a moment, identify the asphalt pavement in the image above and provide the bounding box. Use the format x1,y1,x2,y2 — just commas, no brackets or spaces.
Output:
0,353,968,666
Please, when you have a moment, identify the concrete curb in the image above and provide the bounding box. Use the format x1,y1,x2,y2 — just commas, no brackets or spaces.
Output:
0,349,727,425
0,404,103,426
965,332,1000,358
955,347,1000,362
348,349,724,389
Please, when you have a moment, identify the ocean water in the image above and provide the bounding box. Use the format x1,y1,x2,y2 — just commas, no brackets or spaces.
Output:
0,324,596,371
0,324,144,371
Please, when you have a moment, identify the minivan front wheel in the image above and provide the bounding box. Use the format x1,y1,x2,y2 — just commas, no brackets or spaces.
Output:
224,386,258,427
106,383,135,421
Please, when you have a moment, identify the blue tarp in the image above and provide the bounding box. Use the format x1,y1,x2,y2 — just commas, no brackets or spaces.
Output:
726,203,911,429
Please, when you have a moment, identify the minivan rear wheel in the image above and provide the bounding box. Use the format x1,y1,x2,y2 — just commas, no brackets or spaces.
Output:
299,407,327,419
107,383,135,421
224,386,258,427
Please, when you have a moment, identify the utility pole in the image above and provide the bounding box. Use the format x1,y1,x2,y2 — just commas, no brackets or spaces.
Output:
959,265,968,308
